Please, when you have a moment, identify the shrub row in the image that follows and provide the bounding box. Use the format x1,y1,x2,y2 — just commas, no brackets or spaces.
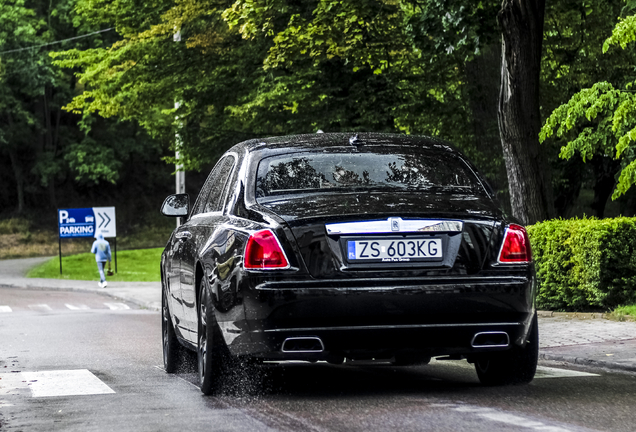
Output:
527,217,636,311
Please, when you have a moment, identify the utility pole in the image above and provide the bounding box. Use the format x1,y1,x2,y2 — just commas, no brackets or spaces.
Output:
174,29,185,227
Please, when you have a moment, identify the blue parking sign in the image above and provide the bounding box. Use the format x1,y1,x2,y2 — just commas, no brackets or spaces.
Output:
58,207,116,238
58,208,96,238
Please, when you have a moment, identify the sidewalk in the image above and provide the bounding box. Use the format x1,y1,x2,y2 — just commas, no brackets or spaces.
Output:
0,257,161,311
1,257,635,374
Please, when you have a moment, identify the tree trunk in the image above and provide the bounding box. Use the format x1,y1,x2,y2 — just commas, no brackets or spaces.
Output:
498,0,554,225
5,114,25,214
590,157,619,218
7,146,25,214
43,88,58,209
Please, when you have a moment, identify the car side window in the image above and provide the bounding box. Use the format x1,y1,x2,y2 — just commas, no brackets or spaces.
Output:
220,157,241,214
191,158,224,216
193,156,236,216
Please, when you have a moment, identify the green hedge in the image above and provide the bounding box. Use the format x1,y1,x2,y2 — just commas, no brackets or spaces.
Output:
528,217,636,311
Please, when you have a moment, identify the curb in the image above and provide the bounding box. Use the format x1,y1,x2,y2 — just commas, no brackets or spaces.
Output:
540,352,636,373
537,310,636,322
538,310,608,319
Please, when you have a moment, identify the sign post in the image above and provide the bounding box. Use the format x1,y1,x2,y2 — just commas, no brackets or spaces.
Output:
57,207,117,274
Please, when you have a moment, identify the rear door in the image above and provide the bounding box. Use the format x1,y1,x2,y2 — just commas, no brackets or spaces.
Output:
178,155,237,342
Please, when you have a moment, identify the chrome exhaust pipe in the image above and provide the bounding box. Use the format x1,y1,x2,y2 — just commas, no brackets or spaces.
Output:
471,332,510,348
281,337,325,353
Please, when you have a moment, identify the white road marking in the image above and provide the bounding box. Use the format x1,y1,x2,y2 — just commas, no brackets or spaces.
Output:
1,370,115,398
534,366,599,379
479,412,545,428
0,373,29,393
28,304,52,311
447,404,572,432
104,303,130,310
444,360,600,380
0,305,12,313
0,400,14,407
65,304,90,310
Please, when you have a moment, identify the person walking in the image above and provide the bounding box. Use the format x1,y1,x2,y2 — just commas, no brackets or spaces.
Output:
91,232,112,288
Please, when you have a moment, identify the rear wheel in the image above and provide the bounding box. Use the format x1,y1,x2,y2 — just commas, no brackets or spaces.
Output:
198,281,226,395
162,288,182,373
474,312,539,386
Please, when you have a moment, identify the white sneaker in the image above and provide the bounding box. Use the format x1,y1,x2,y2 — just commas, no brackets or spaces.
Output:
103,281,108,288
98,281,104,288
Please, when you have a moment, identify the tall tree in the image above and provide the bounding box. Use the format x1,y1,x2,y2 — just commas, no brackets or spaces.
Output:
55,0,633,223
498,0,553,224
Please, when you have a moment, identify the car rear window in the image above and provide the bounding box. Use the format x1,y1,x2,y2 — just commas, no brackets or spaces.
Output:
256,149,485,200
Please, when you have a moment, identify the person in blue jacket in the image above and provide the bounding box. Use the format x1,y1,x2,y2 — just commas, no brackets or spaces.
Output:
91,232,112,288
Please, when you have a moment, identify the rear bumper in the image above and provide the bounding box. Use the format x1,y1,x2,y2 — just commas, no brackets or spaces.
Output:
248,321,530,361
225,274,536,359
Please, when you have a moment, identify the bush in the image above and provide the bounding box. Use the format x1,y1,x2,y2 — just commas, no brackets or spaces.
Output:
0,218,31,235
528,217,636,311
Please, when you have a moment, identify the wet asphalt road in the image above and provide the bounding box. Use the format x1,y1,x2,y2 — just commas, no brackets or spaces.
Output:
1,287,635,432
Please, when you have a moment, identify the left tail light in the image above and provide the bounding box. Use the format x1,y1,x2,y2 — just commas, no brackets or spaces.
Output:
497,224,532,263
244,229,290,270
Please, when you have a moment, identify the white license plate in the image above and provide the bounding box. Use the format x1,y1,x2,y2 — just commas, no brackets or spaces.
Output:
347,238,443,262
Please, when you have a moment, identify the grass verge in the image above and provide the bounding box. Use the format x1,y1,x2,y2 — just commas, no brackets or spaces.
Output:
610,305,636,322
0,216,172,260
27,248,163,282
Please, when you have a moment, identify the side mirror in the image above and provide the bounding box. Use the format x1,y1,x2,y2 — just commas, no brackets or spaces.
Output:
161,194,189,217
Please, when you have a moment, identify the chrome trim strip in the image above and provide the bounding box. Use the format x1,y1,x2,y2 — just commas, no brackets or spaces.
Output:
325,218,463,234
255,276,529,291
265,322,521,333
471,331,510,348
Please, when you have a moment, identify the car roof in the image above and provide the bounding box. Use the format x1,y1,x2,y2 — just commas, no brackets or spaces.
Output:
230,132,459,155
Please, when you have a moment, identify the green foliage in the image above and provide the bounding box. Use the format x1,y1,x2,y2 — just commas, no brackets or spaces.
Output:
528,217,636,311
0,217,30,234
612,303,636,318
541,9,636,201
27,248,162,281
52,0,509,186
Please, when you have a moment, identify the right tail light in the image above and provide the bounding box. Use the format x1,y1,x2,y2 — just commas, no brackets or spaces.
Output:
498,224,532,263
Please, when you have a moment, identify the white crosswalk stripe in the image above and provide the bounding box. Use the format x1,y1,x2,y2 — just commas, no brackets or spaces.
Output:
0,369,115,397
65,304,90,310
0,305,12,313
103,302,130,310
28,304,52,311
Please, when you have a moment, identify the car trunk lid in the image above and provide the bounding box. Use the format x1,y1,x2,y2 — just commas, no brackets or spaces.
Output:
258,191,500,278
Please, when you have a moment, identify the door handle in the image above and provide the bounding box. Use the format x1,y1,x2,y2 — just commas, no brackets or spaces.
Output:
175,231,192,240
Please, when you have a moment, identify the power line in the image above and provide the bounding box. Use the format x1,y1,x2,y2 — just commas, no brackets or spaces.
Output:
0,28,114,55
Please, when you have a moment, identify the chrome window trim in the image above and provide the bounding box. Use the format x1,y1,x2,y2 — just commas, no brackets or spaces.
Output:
190,211,222,219
325,218,463,235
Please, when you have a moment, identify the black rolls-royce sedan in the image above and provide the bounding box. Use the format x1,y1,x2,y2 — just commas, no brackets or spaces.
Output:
160,132,537,394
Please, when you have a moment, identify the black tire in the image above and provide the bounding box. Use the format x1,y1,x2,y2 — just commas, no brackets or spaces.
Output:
162,288,183,373
474,312,539,386
198,281,226,395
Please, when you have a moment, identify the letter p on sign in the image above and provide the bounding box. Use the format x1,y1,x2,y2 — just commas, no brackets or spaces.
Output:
59,210,69,224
